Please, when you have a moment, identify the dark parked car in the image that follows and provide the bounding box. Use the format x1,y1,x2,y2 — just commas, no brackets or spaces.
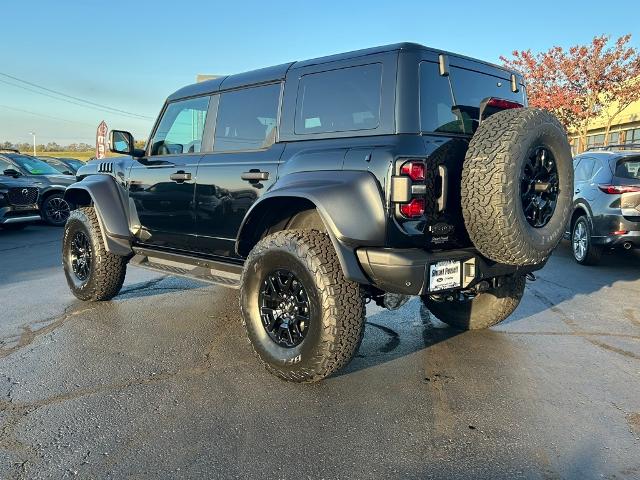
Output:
0,175,41,230
0,151,76,226
62,43,573,382
569,146,640,264
38,156,84,175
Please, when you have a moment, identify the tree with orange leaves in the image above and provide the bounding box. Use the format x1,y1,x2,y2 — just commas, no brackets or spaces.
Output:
501,34,640,152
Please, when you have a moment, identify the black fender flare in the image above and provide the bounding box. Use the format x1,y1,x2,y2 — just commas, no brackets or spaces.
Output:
236,171,387,284
64,175,133,256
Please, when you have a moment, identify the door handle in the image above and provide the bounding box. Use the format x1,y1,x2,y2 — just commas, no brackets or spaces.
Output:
170,171,191,183
241,171,269,182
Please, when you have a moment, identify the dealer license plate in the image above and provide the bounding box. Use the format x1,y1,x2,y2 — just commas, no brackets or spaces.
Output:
428,260,462,292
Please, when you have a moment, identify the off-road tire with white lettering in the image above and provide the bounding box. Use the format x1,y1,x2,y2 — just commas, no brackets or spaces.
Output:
421,275,526,330
462,108,573,265
240,229,365,383
63,207,127,301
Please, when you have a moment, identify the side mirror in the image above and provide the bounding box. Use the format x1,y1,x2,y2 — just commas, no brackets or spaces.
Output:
3,168,21,177
62,170,74,175
110,130,144,158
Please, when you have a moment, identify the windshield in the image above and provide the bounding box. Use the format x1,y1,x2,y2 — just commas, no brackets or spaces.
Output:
64,159,84,170
38,157,69,173
9,154,62,175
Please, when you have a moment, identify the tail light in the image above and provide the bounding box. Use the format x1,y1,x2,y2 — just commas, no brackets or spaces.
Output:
394,160,426,218
485,98,523,110
399,198,425,218
598,185,640,194
400,161,425,181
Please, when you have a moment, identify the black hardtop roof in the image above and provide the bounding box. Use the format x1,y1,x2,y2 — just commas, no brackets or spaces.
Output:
168,42,518,102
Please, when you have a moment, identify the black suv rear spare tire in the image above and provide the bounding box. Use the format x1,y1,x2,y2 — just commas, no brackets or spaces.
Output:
421,275,526,330
462,108,573,265
240,229,365,383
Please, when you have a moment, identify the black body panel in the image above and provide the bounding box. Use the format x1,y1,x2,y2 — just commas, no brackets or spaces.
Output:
73,42,533,293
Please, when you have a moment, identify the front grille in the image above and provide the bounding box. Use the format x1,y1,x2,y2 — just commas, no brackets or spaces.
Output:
6,187,39,206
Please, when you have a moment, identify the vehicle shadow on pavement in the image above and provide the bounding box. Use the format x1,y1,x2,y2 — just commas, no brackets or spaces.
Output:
499,241,640,327
339,242,640,376
116,276,206,300
337,299,461,376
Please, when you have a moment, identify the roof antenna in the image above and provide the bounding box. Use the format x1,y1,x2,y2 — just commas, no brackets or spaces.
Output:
510,73,519,93
438,54,449,77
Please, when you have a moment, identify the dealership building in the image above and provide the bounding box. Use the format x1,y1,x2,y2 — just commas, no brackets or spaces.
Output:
569,97,640,153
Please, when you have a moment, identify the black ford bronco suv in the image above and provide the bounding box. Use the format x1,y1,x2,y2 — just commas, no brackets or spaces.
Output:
62,43,573,382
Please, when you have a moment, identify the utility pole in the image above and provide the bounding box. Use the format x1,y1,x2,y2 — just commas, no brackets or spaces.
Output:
28,131,36,156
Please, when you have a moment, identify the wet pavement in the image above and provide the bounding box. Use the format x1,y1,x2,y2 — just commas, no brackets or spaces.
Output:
0,225,639,479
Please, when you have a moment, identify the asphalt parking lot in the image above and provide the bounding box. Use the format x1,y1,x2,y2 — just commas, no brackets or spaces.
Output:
0,225,639,479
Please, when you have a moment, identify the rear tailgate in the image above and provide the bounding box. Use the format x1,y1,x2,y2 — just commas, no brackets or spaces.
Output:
611,156,640,219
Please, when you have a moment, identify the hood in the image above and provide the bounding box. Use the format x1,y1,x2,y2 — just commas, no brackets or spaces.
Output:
35,173,77,186
0,175,38,189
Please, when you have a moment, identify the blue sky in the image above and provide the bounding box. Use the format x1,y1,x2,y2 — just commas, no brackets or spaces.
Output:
1,0,637,145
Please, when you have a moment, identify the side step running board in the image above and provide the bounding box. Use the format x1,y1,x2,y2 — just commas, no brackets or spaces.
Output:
130,247,243,289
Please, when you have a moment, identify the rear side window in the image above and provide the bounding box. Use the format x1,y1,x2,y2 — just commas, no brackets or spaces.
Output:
214,83,281,152
295,63,382,135
615,157,640,179
420,62,525,135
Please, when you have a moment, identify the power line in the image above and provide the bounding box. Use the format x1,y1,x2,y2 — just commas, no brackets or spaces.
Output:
0,78,150,122
0,104,97,127
0,72,155,120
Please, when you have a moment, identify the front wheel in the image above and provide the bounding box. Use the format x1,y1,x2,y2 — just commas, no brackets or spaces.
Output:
63,207,127,301
42,193,71,226
240,229,365,383
421,276,526,330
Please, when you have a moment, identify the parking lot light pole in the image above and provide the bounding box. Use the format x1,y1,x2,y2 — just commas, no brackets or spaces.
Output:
29,131,36,156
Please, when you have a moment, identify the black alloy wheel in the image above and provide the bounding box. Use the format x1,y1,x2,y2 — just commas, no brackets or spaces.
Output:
69,230,92,281
259,269,311,348
520,147,560,228
43,194,71,226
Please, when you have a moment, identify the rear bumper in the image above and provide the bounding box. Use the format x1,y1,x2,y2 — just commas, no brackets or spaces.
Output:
356,247,543,295
591,213,640,248
592,230,640,248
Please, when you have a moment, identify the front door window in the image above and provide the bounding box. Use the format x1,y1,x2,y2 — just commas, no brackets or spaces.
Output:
150,96,210,156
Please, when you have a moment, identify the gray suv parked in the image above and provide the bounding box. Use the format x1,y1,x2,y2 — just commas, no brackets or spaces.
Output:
569,147,640,264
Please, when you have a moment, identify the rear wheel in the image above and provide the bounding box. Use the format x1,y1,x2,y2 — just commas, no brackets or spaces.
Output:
63,207,127,301
571,216,602,265
421,275,526,330
240,229,365,383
